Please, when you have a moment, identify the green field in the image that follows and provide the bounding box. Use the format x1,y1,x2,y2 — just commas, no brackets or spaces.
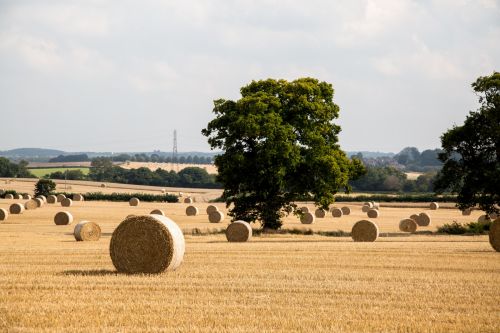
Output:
28,167,90,178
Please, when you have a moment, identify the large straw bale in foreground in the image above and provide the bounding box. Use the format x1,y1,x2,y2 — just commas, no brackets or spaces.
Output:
129,197,140,206
9,203,24,214
73,194,84,201
208,211,224,223
24,200,38,210
417,212,431,226
300,212,315,224
186,206,199,216
56,194,66,203
367,209,379,218
341,206,351,215
74,221,101,241
0,208,8,221
47,195,57,204
206,205,218,215
110,214,185,274
150,209,165,216
351,220,379,242
399,218,417,233
331,208,343,218
489,218,500,252
54,211,73,225
315,208,326,218
430,202,439,210
226,220,252,242
61,198,73,207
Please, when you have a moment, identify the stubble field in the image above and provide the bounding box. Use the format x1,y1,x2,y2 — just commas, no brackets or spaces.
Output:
0,181,499,332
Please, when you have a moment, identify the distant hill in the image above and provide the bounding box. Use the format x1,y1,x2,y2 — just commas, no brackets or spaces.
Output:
0,148,65,158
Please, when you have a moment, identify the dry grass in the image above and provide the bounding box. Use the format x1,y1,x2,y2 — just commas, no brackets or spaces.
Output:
120,162,217,174
0,187,499,332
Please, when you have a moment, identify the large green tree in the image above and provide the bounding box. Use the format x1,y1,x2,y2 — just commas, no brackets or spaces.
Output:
434,72,500,214
202,78,365,229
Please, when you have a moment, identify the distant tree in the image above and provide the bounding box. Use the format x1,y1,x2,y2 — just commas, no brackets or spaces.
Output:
88,157,114,181
178,167,213,186
202,78,365,229
48,169,86,180
49,154,89,163
179,156,186,164
395,147,420,165
419,149,442,166
34,179,56,197
0,158,34,178
350,166,406,192
192,156,200,164
434,72,500,214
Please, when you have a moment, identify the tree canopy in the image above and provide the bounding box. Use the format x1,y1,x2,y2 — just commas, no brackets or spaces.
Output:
434,72,500,214
202,78,365,229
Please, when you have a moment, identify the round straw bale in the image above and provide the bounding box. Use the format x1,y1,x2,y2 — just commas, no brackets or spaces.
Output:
161,189,166,193
300,212,315,224
47,195,57,204
300,206,310,214
489,212,498,220
331,208,343,218
399,218,417,233
363,202,374,208
34,198,44,208
36,195,47,203
372,202,380,209
101,183,106,188
74,221,101,241
417,212,431,226
478,214,490,223
315,208,326,218
351,220,379,242
178,192,183,196
24,200,38,210
361,205,371,213
73,193,84,201
23,194,31,200
409,214,420,222
54,211,73,225
14,194,22,200
430,202,439,210
186,205,199,216
489,218,500,252
56,194,66,202
0,208,8,221
61,198,73,207
367,209,379,218
129,197,140,206
184,197,193,204
461,208,472,216
110,214,185,274
206,205,218,215
226,220,252,242
208,211,224,223
150,209,165,216
341,206,351,215
9,203,25,214
5,194,13,199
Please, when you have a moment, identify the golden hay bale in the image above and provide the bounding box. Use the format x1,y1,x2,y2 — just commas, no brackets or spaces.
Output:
109,214,185,274
417,212,431,226
300,212,315,224
101,183,106,188
461,208,472,216
226,220,252,242
74,221,101,241
364,202,374,208
73,194,84,201
399,218,417,233
36,195,47,203
300,206,310,214
5,194,13,199
372,202,380,209
56,194,66,202
430,202,439,210
0,208,8,221
161,189,166,193
14,194,23,200
361,205,371,213
341,206,351,215
129,197,140,206
478,214,490,223
331,208,343,218
34,198,44,208
150,209,165,216
24,200,38,210
351,220,379,242
54,211,73,225
409,214,420,222
61,198,73,207
178,192,183,196
208,211,224,223
184,197,194,204
367,209,379,218
186,205,199,216
206,205,219,215
9,203,25,214
47,195,57,204
489,212,498,220
23,194,31,200
489,218,500,252
315,208,326,218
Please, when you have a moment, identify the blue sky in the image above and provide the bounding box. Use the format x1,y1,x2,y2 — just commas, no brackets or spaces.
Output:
0,0,499,153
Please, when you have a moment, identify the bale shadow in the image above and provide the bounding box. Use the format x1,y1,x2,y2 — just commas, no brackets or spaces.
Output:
61,269,119,276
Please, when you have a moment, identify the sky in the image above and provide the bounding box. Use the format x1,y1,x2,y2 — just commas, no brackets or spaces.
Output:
0,0,499,154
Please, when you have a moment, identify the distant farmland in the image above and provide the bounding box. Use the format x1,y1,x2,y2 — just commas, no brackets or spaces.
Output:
28,167,90,178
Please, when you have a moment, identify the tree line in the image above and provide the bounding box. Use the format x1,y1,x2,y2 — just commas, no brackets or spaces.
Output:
49,153,214,164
